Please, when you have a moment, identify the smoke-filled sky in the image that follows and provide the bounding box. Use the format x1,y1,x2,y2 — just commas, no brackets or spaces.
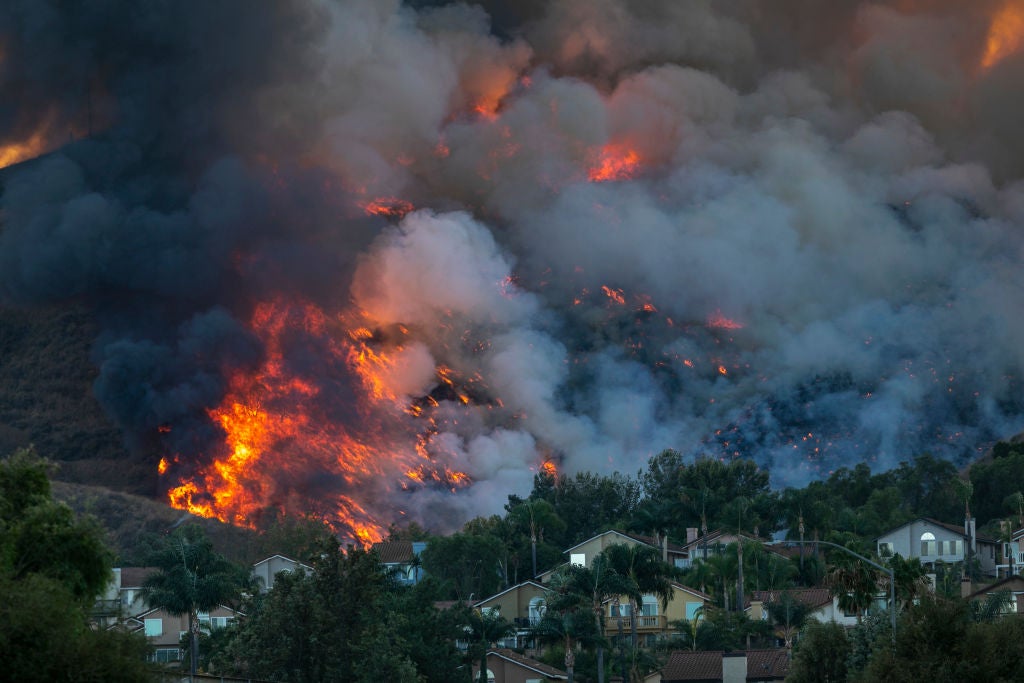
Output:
2,0,1024,536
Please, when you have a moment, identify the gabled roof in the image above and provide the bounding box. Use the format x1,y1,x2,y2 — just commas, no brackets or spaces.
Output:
563,529,686,555
964,574,1024,601
473,580,546,608
487,648,568,680
252,554,313,574
750,588,833,610
678,530,773,553
875,517,998,545
371,540,424,564
671,581,713,602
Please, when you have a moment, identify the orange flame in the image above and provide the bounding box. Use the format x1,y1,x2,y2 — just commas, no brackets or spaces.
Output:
588,144,641,182
601,286,626,305
706,310,744,330
161,298,476,543
981,1,1024,71
361,197,415,220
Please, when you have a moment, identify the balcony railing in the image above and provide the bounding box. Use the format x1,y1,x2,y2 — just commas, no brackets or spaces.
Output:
604,614,666,631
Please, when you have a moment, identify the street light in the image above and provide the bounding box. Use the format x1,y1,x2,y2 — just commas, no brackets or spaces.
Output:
766,539,896,647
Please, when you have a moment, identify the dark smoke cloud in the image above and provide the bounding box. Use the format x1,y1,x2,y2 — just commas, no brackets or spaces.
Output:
2,0,1024,531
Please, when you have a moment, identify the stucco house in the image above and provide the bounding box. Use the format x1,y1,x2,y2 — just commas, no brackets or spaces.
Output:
875,517,999,577
964,574,1024,615
251,554,313,592
474,580,548,649
562,530,688,570
131,604,242,665
605,581,712,646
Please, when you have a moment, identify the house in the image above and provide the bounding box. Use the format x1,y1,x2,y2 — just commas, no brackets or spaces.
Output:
964,574,1024,615
605,582,712,646
875,517,999,577
473,648,568,682
371,540,427,585
562,530,688,570
91,566,157,629
475,581,548,633
675,530,788,569
748,588,860,640
251,554,313,592
652,649,790,682
131,603,242,665
996,527,1024,577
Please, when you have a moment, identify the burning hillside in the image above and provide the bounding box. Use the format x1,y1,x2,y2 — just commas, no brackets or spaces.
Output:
2,1,1024,542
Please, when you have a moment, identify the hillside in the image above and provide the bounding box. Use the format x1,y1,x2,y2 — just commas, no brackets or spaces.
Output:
0,305,153,494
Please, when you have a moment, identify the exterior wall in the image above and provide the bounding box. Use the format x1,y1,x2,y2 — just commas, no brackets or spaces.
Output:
252,556,308,591
142,605,239,660
478,583,547,625
877,520,965,565
567,532,645,568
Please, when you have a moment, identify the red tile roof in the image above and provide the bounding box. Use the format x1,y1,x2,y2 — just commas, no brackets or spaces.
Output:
488,649,568,680
119,567,157,587
660,649,790,682
372,540,414,564
750,588,833,610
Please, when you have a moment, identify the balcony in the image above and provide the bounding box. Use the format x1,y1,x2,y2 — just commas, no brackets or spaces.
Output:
604,614,667,632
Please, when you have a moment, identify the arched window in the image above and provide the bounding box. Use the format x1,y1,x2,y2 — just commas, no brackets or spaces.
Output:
921,532,937,556
529,596,545,625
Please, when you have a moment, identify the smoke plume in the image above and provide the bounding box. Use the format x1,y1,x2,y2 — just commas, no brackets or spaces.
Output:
3,0,1024,537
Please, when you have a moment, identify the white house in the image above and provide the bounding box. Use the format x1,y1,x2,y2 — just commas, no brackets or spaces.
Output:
875,517,998,577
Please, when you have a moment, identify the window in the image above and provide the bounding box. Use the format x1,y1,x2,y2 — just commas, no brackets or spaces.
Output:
685,602,702,621
921,532,937,556
528,597,545,625
570,553,585,566
211,616,231,629
148,648,181,664
641,596,659,617
878,542,894,557
144,618,163,637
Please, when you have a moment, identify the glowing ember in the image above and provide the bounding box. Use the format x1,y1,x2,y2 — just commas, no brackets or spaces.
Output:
588,144,641,182
706,310,744,330
157,457,169,475
540,460,557,477
160,298,478,543
981,1,1024,71
361,197,415,220
601,285,626,305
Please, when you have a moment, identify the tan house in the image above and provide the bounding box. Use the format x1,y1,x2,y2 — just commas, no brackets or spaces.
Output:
562,530,688,570
131,604,242,665
675,530,788,569
964,574,1024,615
251,554,313,592
473,648,568,682
475,580,548,630
605,581,711,646
371,540,427,585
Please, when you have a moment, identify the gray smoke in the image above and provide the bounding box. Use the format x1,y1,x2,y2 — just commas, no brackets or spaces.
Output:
2,0,1024,535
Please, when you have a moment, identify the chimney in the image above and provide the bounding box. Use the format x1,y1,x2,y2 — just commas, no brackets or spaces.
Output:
722,652,747,683
966,517,977,553
687,527,698,545
961,577,973,598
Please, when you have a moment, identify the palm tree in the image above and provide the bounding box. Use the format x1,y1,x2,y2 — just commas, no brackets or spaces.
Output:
535,565,602,683
142,525,249,676
600,544,673,651
824,556,878,622
465,606,514,683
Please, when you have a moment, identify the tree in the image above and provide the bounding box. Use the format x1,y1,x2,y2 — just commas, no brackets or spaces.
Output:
420,530,506,600
765,593,814,648
0,447,149,682
462,606,514,683
599,543,673,654
787,620,850,683
825,554,879,622
142,524,250,676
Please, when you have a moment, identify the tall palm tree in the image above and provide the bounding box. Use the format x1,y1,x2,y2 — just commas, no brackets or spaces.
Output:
600,544,673,651
142,525,249,676
466,606,514,683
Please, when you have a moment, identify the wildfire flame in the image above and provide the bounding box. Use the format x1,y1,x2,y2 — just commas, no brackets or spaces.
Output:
706,310,744,330
588,143,641,182
980,1,1024,71
361,197,415,220
161,298,475,543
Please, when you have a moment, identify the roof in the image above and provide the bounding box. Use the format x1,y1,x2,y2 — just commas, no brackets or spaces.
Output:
487,648,568,680
875,517,998,545
670,581,713,602
372,540,417,564
118,567,157,587
564,529,686,555
750,588,833,610
964,574,1024,601
474,580,546,607
661,649,790,682
679,530,778,554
